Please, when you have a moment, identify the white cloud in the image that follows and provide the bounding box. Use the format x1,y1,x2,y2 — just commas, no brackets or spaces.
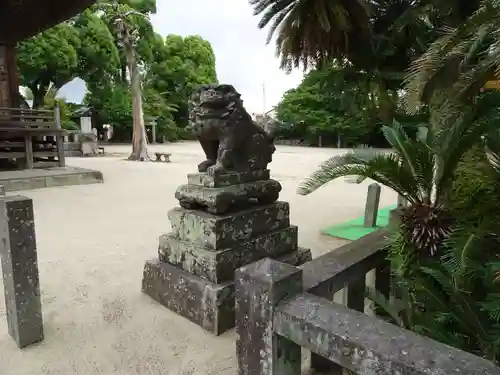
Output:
59,0,304,114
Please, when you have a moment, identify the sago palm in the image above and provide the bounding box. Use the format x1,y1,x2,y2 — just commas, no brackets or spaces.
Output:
298,104,499,254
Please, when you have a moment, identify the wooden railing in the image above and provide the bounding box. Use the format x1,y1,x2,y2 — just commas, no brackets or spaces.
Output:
235,230,500,375
0,107,66,168
0,107,58,127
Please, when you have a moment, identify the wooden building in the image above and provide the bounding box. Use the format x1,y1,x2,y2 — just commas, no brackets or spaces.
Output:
0,0,95,170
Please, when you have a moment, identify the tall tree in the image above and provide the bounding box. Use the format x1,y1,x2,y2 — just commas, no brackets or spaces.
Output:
145,34,218,127
98,0,156,161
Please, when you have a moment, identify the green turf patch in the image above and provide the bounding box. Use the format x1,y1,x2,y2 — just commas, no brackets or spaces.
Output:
322,204,397,240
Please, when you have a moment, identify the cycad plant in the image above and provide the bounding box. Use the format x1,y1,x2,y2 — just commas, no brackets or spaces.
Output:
298,104,499,255
367,129,500,363
368,224,500,363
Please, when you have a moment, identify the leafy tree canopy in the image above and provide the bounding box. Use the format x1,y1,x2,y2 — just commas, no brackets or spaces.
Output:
146,34,218,127
17,9,119,108
275,66,377,145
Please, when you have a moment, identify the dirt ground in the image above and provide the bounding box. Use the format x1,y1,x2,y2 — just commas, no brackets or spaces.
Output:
0,142,396,375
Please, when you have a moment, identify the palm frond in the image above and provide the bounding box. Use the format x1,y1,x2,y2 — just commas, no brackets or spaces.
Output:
297,150,420,202
418,265,495,344
404,0,500,111
249,0,370,71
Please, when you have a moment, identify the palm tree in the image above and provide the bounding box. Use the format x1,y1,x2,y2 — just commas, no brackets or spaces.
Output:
297,98,499,254
404,0,495,118
249,0,438,124
249,0,372,71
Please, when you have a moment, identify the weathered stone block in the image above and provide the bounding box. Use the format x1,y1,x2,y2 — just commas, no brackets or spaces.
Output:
142,259,235,335
168,202,290,249
0,196,43,348
175,179,282,214
158,226,299,283
142,248,311,335
187,170,270,188
236,258,303,375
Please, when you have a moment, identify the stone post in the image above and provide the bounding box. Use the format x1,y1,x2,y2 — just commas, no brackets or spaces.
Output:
235,258,302,375
364,183,381,228
151,119,157,144
0,196,43,348
397,194,408,208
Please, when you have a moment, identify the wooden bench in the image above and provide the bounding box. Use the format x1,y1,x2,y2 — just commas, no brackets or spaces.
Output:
155,152,171,162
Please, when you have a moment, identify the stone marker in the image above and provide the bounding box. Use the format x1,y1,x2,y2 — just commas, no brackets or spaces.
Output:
0,196,43,348
364,183,381,228
141,84,311,335
397,193,408,208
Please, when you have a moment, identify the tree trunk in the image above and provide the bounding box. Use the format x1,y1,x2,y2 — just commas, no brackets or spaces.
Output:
128,58,149,161
30,83,47,109
120,25,149,161
376,83,397,123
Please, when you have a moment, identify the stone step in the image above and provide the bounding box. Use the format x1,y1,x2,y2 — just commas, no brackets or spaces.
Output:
168,201,290,250
158,226,298,283
141,247,312,335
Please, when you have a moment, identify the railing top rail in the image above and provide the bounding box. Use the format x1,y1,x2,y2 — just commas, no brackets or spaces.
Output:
303,230,388,296
0,107,53,114
274,293,500,375
0,107,55,117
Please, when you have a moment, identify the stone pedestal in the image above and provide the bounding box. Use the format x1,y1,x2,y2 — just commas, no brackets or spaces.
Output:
142,170,311,335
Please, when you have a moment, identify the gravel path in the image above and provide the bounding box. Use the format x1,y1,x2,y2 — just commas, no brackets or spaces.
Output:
0,142,396,375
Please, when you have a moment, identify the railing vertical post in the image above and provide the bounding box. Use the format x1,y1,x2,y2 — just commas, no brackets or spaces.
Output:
347,277,366,312
236,258,302,375
374,256,391,316
364,183,381,228
0,195,43,348
54,105,66,167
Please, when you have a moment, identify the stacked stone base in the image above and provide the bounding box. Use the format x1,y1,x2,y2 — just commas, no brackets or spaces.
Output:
142,247,310,334
142,171,311,335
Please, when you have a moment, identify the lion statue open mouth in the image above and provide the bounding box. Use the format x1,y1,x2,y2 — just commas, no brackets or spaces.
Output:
188,84,275,176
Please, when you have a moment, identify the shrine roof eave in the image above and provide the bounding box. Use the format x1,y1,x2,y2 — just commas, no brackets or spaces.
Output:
0,0,96,44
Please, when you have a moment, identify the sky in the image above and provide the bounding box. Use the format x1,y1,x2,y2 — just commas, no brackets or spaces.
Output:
57,0,304,114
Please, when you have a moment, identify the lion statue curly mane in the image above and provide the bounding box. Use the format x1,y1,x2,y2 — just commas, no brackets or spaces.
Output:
188,84,275,175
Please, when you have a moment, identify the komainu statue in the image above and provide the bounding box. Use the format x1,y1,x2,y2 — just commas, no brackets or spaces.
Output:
188,84,275,175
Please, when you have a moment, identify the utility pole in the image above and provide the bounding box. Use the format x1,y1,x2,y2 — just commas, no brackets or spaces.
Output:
262,80,266,115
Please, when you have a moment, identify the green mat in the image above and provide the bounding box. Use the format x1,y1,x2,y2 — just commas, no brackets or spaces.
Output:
322,204,397,240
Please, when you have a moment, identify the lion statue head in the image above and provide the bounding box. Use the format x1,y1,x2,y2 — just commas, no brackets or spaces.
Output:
188,84,247,138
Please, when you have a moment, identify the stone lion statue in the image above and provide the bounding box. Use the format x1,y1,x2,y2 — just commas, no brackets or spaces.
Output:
188,84,275,175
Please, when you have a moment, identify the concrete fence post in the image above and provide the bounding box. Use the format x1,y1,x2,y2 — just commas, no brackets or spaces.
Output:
364,183,381,228
235,258,302,375
0,195,43,348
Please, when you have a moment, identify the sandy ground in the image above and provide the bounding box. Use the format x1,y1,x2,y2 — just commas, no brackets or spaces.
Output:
0,142,396,375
